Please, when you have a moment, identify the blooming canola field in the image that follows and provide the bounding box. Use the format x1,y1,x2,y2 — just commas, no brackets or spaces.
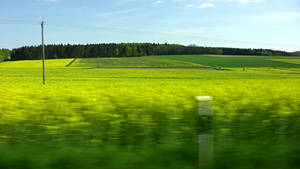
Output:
0,56,299,169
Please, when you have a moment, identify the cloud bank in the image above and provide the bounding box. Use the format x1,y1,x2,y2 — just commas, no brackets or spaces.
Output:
226,0,264,3
197,3,216,8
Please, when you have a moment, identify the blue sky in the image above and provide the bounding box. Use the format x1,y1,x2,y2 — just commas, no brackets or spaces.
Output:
0,0,299,52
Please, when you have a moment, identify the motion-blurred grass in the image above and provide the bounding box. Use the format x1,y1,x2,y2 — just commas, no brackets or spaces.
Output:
0,57,299,168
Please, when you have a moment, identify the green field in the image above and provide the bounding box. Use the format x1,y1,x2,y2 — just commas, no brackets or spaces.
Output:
0,58,73,68
0,55,299,169
270,59,300,65
69,57,208,68
151,55,300,68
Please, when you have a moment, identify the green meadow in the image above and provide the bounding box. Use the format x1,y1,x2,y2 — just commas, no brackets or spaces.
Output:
270,59,300,65
151,55,300,68
68,57,208,68
0,55,299,169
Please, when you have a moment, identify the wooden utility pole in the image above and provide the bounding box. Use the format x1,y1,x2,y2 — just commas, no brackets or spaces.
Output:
41,21,45,84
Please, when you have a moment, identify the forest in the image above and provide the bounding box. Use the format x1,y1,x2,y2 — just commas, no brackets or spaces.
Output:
3,43,294,61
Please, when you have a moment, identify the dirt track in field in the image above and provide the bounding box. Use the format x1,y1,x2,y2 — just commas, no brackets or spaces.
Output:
93,68,215,70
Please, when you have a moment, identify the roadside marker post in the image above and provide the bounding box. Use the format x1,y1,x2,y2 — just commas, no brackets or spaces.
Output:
195,96,214,168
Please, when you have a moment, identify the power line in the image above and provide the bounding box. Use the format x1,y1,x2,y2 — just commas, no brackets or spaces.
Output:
43,21,300,49
0,20,299,50
0,20,41,25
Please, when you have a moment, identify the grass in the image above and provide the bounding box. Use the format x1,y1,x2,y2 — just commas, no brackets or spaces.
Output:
150,55,300,68
270,59,300,65
0,56,299,168
1,140,299,169
69,57,208,68
0,58,73,68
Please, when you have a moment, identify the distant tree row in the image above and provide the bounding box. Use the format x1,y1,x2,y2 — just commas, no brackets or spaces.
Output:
292,51,300,56
9,43,292,61
0,49,11,62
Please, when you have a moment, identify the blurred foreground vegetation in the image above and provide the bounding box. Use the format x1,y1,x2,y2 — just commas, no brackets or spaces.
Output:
0,57,299,168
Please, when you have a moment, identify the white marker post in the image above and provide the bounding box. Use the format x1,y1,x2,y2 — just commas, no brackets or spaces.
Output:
195,96,214,168
41,21,45,84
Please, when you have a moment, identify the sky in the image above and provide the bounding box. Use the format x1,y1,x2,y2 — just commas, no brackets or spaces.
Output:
0,0,299,52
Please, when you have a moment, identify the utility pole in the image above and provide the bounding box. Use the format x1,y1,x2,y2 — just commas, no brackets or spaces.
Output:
41,21,45,84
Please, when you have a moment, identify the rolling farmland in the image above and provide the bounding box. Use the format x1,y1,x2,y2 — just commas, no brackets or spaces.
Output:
68,57,208,68
0,55,299,169
151,55,300,68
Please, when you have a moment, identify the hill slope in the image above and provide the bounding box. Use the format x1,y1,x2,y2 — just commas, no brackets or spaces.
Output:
68,57,208,68
150,55,300,68
0,59,73,68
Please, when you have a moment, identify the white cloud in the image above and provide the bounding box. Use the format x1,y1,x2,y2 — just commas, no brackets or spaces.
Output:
226,0,264,3
1,44,11,49
197,3,216,8
154,1,163,5
185,4,195,7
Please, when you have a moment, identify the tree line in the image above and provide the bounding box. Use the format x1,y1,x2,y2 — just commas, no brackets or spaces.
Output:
7,43,292,61
292,51,300,56
0,49,11,62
